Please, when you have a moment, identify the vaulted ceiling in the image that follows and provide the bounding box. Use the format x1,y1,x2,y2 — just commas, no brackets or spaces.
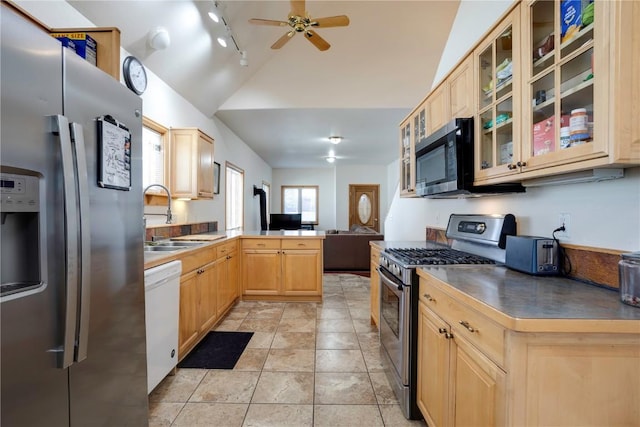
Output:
69,1,460,168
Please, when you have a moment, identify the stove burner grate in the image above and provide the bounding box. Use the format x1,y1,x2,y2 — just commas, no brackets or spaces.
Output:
385,248,495,265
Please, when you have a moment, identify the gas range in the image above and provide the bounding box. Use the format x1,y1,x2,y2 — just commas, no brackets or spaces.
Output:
377,214,516,421
379,214,516,285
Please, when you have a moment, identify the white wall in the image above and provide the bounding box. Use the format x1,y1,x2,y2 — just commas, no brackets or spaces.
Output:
384,0,640,251
272,168,336,230
18,0,272,231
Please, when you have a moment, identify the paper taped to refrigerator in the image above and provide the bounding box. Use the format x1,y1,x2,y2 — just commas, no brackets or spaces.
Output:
98,116,131,190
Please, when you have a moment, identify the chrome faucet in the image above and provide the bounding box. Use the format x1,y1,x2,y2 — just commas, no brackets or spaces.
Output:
143,184,173,224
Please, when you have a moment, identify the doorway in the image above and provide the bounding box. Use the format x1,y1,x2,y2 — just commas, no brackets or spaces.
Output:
348,184,380,232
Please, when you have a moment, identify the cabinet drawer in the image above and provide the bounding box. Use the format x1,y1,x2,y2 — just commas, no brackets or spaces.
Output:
181,247,216,273
419,279,505,367
281,239,321,250
216,240,237,257
242,238,281,249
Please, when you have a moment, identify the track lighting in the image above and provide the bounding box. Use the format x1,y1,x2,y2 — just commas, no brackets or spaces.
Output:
217,35,228,47
208,1,221,22
207,1,246,66
239,51,248,67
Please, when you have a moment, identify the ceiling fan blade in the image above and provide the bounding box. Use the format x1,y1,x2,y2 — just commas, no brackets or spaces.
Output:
304,30,330,51
310,15,350,28
271,31,295,49
249,18,289,27
290,0,306,17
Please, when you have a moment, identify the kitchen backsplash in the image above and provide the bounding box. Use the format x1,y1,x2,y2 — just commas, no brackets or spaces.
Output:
146,221,218,242
425,227,623,290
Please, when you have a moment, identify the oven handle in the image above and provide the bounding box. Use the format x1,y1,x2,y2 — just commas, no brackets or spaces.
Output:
378,267,405,296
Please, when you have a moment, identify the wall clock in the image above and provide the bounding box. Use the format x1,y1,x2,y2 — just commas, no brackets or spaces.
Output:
122,56,147,95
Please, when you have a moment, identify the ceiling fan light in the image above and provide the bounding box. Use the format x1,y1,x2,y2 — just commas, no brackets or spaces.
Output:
328,136,342,144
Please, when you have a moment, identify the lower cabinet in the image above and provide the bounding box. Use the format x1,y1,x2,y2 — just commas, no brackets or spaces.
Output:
242,238,323,301
417,300,505,427
216,241,239,315
177,241,239,360
417,273,640,426
370,244,381,326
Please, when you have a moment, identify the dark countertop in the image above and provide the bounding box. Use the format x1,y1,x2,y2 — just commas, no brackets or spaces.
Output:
418,265,640,333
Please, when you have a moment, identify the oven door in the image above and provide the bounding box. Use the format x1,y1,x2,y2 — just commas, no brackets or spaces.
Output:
378,266,411,386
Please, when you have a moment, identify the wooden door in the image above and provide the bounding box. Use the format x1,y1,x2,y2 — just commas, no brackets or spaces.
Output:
349,184,380,231
242,249,280,295
197,262,217,334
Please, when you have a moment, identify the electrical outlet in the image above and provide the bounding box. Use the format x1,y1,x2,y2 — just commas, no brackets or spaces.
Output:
558,213,571,238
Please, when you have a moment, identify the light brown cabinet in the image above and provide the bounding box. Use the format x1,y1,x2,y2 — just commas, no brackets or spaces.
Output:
426,84,449,136
177,241,238,360
216,241,239,315
417,270,640,426
169,128,214,199
241,238,323,301
474,5,521,182
369,244,381,326
417,279,506,427
399,117,416,197
448,55,475,120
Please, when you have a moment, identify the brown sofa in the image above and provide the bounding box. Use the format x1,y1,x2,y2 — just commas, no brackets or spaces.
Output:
323,225,384,271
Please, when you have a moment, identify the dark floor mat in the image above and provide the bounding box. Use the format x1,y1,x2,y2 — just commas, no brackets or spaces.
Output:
178,331,253,369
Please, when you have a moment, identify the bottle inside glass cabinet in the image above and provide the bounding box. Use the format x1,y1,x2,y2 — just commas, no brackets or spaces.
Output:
528,0,594,159
478,21,515,171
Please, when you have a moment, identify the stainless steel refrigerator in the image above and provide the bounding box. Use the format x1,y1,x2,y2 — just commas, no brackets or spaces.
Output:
1,7,148,426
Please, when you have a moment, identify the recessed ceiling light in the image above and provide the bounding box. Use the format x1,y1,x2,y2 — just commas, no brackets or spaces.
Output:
328,136,342,144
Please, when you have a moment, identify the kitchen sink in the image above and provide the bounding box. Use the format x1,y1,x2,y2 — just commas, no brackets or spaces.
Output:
156,241,205,246
143,246,189,252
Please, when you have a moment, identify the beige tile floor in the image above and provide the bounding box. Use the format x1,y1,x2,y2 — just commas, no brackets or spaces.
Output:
149,273,428,427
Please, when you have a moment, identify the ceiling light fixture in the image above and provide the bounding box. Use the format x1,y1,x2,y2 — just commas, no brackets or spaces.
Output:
328,136,342,144
208,1,247,67
326,156,336,163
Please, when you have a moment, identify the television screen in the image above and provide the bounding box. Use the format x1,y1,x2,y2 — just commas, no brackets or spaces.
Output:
269,213,302,230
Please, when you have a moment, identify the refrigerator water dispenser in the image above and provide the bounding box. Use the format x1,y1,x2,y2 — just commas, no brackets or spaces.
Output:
1,171,44,300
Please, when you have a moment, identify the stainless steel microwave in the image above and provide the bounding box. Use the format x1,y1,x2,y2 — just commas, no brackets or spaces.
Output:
414,118,524,198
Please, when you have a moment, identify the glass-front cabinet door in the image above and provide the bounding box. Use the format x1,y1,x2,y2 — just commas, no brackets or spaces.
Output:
399,117,415,197
474,6,521,182
521,0,608,170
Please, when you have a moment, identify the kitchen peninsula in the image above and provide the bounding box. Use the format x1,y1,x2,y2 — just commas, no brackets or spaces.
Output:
143,228,325,360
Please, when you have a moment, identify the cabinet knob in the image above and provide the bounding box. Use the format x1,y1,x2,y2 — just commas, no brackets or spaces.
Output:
516,161,527,167
438,327,448,334
507,164,516,170
423,293,436,302
459,320,477,333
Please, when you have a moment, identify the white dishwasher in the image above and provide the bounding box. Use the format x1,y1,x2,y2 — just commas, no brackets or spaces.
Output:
144,260,181,394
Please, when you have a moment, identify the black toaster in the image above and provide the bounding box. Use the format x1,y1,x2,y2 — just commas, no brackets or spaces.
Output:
505,235,560,275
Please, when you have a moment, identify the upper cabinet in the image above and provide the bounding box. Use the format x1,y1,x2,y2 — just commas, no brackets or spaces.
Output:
474,6,521,182
448,55,475,120
169,128,214,199
400,0,639,194
400,115,416,197
512,0,639,181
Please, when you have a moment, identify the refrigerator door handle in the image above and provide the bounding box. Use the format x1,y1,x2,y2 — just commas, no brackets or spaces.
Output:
49,115,79,369
70,122,91,363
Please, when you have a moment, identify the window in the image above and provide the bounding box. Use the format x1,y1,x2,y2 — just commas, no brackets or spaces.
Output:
225,162,244,230
281,185,318,224
141,117,168,193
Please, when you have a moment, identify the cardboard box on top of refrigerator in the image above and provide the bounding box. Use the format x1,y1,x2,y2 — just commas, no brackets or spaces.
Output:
50,32,97,66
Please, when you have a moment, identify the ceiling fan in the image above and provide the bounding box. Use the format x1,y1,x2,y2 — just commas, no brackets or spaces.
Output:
248,0,350,51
